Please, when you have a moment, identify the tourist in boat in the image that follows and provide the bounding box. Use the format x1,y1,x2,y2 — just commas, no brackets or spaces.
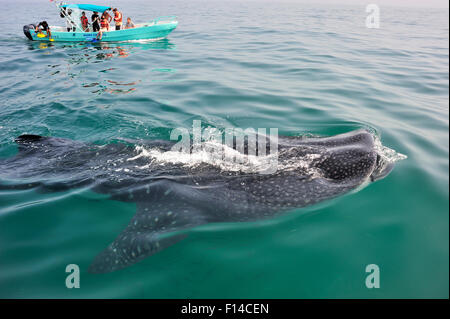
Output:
112,8,123,30
103,8,113,25
91,11,100,32
35,21,52,38
97,13,110,40
101,13,110,31
80,11,89,31
125,17,135,29
66,9,75,32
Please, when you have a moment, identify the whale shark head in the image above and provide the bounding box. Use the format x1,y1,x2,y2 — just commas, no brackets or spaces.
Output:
282,129,402,186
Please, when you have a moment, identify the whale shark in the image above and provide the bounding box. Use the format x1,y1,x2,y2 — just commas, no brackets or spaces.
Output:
0,129,406,273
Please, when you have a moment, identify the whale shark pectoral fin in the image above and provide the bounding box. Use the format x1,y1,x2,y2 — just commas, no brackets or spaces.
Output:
88,200,205,274
88,231,188,274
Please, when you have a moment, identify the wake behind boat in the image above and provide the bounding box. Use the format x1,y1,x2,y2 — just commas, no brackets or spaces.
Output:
23,3,178,42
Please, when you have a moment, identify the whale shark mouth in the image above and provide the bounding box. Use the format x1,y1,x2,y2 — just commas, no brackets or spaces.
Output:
371,136,407,181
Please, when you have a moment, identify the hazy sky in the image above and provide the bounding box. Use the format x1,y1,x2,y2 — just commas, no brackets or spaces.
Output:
2,0,449,9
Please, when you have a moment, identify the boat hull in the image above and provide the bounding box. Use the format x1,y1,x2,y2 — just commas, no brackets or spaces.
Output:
25,22,178,42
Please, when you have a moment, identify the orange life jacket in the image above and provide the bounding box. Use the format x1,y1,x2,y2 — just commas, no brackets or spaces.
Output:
114,11,122,24
101,18,109,29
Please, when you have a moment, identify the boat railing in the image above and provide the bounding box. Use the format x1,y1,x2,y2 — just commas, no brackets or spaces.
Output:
48,16,177,34
55,1,85,33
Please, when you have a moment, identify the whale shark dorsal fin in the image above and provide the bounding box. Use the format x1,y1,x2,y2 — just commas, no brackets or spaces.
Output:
88,199,206,273
15,134,45,143
14,135,50,155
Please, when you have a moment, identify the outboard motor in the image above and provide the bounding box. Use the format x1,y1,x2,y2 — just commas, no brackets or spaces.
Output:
23,24,36,40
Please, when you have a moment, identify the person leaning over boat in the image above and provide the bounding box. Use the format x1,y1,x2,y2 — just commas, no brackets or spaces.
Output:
91,11,100,32
80,11,89,31
35,21,52,39
112,8,123,30
103,8,113,25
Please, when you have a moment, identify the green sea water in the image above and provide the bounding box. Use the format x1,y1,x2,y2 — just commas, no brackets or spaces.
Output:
0,0,448,298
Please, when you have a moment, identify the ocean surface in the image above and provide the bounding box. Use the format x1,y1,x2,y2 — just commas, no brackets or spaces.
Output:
0,0,448,298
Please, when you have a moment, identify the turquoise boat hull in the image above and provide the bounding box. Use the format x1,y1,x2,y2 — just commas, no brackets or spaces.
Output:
26,18,177,42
